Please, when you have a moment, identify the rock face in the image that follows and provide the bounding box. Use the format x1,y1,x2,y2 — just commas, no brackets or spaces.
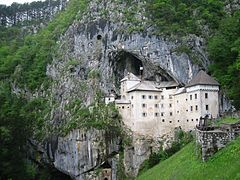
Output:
28,129,120,180
38,0,226,179
54,129,119,179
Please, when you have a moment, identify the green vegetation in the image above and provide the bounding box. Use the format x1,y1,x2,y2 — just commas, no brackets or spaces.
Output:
110,0,223,35
0,0,240,178
61,101,123,137
66,59,80,68
146,0,225,36
88,69,101,79
208,11,240,109
0,83,36,179
0,0,88,178
0,0,65,27
213,117,240,126
138,137,240,180
0,0,88,90
117,152,129,180
139,130,193,175
146,0,240,109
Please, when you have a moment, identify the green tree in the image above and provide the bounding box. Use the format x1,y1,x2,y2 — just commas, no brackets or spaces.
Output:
0,83,34,179
208,10,240,109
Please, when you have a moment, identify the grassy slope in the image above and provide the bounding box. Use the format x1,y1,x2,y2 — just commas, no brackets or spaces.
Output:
213,117,240,126
138,138,240,180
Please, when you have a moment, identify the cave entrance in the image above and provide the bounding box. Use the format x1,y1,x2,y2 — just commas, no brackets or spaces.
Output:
110,50,143,88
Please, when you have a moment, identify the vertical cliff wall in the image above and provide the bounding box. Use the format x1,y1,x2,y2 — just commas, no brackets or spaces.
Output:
33,0,220,179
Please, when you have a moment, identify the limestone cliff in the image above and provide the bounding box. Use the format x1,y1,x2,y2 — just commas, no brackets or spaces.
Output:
29,0,231,179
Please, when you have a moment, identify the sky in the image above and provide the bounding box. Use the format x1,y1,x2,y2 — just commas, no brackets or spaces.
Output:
0,0,44,6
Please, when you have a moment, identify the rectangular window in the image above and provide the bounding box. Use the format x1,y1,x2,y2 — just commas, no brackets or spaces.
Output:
161,112,164,116
155,104,158,108
169,95,172,99
190,106,193,111
206,105,209,111
195,105,198,111
170,112,173,116
142,113,147,117
149,95,152,99
155,113,159,117
131,96,134,99
190,95,192,100
169,103,172,108
142,104,146,108
142,95,145,99
161,104,164,108
154,95,158,99
195,94,197,99
161,95,164,100
205,93,208,99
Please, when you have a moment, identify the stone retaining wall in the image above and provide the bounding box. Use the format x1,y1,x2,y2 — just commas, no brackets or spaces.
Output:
196,124,240,161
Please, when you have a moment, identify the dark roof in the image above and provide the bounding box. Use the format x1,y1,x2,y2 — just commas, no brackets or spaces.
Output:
127,81,162,92
186,70,219,87
156,81,179,88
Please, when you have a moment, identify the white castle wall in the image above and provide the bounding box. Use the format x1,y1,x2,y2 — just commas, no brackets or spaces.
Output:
115,76,220,138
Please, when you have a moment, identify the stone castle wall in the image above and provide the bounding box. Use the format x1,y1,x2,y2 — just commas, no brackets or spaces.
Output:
196,123,240,161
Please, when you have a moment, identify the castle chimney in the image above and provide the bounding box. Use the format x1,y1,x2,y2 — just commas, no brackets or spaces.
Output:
140,67,143,80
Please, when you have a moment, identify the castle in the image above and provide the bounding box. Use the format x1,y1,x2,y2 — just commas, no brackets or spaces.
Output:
106,70,220,137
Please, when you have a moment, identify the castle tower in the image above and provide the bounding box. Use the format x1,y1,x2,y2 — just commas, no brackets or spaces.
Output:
185,70,220,120
120,72,141,99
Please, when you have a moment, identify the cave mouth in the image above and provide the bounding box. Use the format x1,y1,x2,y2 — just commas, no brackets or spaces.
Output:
97,34,102,40
37,165,72,180
110,50,143,88
109,50,178,91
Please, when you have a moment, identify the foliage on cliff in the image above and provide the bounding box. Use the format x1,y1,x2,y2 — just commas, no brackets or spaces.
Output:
0,0,87,90
138,137,240,180
0,0,88,178
146,0,240,108
146,0,225,36
208,11,240,109
0,84,34,179
61,101,123,137
0,0,240,178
